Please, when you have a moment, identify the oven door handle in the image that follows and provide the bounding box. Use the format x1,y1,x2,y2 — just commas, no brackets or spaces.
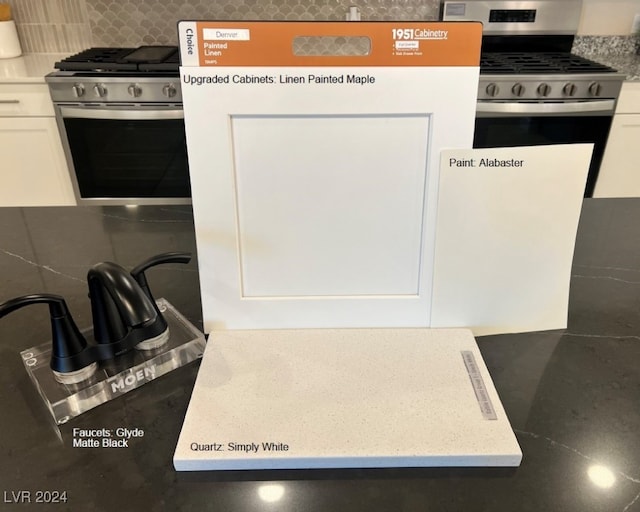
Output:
58,106,184,120
476,100,616,116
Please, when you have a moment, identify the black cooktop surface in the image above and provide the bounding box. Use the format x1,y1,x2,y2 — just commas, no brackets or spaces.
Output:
55,46,180,72
480,52,618,74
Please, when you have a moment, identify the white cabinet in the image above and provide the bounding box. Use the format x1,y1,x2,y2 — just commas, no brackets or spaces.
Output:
594,82,640,198
0,83,75,206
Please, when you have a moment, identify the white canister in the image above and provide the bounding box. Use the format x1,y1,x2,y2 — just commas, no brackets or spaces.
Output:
0,20,22,59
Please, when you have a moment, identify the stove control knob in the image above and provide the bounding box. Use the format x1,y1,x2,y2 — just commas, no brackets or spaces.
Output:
93,84,107,98
485,83,500,97
162,84,177,98
562,83,577,96
128,84,142,98
72,83,85,98
537,83,551,97
511,83,525,97
589,82,603,97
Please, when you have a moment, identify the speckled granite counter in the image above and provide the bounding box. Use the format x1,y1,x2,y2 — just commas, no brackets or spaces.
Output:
0,201,639,511
592,53,640,81
573,35,640,81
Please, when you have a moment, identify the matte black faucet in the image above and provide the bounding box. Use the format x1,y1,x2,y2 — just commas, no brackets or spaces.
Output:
88,261,166,351
88,252,192,353
0,252,192,384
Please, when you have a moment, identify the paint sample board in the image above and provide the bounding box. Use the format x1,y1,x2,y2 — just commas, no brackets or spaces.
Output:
174,328,522,470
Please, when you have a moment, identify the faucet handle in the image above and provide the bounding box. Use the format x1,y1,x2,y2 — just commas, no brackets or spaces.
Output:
0,294,94,380
0,293,70,319
130,252,192,304
130,252,192,279
0,294,86,359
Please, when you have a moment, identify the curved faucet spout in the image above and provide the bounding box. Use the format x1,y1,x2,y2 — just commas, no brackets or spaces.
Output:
88,262,158,344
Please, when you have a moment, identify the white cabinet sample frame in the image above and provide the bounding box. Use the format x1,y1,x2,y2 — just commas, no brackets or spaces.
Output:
180,22,481,331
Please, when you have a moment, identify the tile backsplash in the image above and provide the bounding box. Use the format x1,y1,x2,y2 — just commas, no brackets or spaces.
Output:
8,0,441,53
10,0,638,55
7,0,91,53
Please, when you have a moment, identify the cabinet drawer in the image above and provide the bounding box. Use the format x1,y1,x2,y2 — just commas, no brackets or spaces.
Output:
0,83,54,117
615,82,640,114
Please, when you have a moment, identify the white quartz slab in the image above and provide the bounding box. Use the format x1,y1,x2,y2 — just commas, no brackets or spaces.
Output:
174,328,522,471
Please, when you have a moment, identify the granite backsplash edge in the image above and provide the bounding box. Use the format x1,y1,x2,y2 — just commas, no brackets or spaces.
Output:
573,35,640,56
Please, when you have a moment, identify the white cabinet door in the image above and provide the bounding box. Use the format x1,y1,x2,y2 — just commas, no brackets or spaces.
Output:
594,113,640,198
182,66,480,331
0,117,75,206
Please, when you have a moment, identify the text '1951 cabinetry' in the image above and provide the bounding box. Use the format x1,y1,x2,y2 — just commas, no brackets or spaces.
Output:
0,82,75,206
594,81,640,198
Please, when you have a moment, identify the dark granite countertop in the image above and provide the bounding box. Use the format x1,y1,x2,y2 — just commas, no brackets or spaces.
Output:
1,201,639,511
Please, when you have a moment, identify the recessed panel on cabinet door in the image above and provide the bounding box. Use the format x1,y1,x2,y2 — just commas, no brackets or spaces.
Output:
231,113,429,298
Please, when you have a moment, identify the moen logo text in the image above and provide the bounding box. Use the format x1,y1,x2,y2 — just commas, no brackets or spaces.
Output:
110,367,156,394
392,28,448,41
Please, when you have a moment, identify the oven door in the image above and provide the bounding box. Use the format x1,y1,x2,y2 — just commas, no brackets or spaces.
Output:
57,106,191,205
474,99,616,198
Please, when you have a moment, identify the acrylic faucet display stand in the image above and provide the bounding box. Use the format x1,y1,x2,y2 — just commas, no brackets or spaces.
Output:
21,299,206,425
174,328,522,470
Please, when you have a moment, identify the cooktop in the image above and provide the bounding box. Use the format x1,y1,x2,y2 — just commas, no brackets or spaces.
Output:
54,46,180,73
480,52,618,75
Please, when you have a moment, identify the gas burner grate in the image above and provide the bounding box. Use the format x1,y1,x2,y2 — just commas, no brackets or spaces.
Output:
55,48,138,71
480,52,617,75
55,46,180,73
140,50,181,72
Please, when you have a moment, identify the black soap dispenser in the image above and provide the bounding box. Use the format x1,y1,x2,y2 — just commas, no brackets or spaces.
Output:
0,294,97,384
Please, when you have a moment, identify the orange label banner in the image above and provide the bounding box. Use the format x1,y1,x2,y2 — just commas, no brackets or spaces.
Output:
178,21,482,67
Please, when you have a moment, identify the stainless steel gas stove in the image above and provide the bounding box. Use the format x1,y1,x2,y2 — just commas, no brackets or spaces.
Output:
46,46,189,205
443,0,626,197
47,46,182,103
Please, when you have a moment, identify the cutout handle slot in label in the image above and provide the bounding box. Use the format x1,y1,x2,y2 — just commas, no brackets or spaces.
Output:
292,36,371,56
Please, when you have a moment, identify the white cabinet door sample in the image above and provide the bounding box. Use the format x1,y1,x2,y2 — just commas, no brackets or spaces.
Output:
182,66,479,330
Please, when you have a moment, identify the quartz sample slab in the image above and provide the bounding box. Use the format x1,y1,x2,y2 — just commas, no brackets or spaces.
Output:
174,328,522,470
